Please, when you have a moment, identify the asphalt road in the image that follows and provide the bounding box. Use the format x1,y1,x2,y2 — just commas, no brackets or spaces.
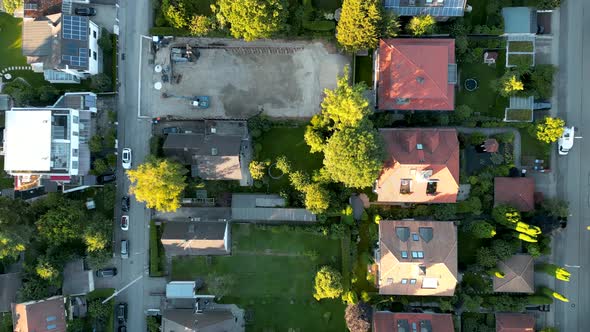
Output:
553,0,590,330
113,0,152,331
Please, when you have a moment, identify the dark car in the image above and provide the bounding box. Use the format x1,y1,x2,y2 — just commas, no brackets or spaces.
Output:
162,127,181,135
118,327,126,332
74,7,96,16
96,268,117,277
97,173,116,184
117,303,127,323
121,196,130,212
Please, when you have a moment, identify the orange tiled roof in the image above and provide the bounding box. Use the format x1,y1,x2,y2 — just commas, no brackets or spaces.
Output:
12,296,66,332
373,311,455,332
496,313,535,332
378,220,457,296
376,128,459,203
494,177,535,211
377,38,455,111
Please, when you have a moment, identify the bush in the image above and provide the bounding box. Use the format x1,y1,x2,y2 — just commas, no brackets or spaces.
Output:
314,266,344,300
494,132,514,143
476,247,497,268
469,132,487,145
433,204,456,221
528,295,553,305
98,29,113,53
90,74,112,92
149,221,165,276
303,20,336,31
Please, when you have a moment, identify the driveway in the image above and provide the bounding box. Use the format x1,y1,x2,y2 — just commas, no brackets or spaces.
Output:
141,38,351,119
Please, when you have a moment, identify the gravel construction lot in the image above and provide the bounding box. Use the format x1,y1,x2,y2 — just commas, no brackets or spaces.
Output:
144,38,351,119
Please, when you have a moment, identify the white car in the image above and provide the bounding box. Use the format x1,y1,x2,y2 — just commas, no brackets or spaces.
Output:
558,126,575,156
122,148,132,169
120,215,129,231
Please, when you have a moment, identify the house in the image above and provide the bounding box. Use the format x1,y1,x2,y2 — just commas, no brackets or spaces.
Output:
375,128,460,204
162,308,243,332
21,0,102,83
377,220,458,296
161,221,230,256
494,177,536,212
0,273,21,313
376,39,456,111
3,92,97,194
12,295,67,332
373,311,454,332
493,254,534,293
495,313,535,332
62,259,95,296
231,194,316,222
383,0,468,21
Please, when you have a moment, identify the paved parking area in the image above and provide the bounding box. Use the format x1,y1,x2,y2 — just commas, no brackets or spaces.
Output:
141,38,351,119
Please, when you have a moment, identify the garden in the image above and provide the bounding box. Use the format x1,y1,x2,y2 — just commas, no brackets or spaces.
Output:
171,223,347,331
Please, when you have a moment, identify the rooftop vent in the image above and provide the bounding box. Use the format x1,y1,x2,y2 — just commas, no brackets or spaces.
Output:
416,143,423,150
396,227,410,242
417,170,433,182
211,148,218,155
419,227,433,243
211,127,216,134
395,98,410,105
416,76,425,84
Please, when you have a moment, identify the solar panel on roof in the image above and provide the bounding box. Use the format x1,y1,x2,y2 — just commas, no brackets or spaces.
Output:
62,48,88,67
62,15,88,41
384,0,465,16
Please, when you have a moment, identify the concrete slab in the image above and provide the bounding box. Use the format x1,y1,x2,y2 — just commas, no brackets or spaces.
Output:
142,38,351,119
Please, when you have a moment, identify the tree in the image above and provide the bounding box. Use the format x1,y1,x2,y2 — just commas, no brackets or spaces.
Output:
18,278,53,302
322,125,384,188
491,239,515,261
2,0,22,14
67,319,87,332
207,274,235,300
531,64,556,99
313,266,343,300
319,67,371,129
458,196,482,215
147,316,160,332
462,294,483,312
86,249,112,270
164,2,188,28
275,155,292,174
476,247,497,268
214,0,287,41
302,183,331,214
454,104,473,122
468,221,496,239
93,159,110,175
127,157,188,212
89,135,103,153
344,302,372,332
88,300,111,322
381,11,400,38
502,75,525,95
36,205,85,245
35,257,59,281
433,204,456,221
541,198,569,218
189,15,213,36
407,15,436,36
97,30,112,53
248,160,267,180
83,217,110,252
336,0,382,52
536,116,565,143
36,85,59,103
537,0,560,9
90,73,112,92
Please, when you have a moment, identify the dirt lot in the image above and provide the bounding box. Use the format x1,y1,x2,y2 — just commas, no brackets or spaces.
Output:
143,38,351,119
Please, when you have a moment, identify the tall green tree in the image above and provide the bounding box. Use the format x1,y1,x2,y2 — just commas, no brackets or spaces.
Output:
323,125,384,189
313,266,343,300
336,0,382,52
36,204,85,245
536,116,565,143
127,157,188,212
214,0,287,41
0,197,33,260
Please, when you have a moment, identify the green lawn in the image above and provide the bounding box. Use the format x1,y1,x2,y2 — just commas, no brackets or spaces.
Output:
172,224,346,331
508,54,534,68
257,126,323,192
519,128,551,164
457,55,508,119
354,54,373,87
508,41,534,52
505,109,533,122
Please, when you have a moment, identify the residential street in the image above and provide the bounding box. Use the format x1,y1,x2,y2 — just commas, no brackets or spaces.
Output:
553,0,590,331
113,0,153,331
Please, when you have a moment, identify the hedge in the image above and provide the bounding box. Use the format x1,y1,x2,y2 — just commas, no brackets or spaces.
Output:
149,221,165,277
341,228,352,292
111,34,118,91
303,20,336,31
528,295,553,305
149,27,190,36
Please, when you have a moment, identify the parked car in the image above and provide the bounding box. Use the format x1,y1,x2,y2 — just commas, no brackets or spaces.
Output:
96,268,117,277
121,240,129,259
122,148,132,169
97,173,116,184
162,127,180,135
118,326,126,332
74,7,96,16
117,303,128,323
121,196,130,212
121,215,129,231
558,126,575,155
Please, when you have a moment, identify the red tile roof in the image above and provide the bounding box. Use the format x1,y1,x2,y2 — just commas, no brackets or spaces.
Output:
12,296,66,332
494,177,535,212
376,128,459,203
373,312,455,332
496,313,535,332
378,39,456,111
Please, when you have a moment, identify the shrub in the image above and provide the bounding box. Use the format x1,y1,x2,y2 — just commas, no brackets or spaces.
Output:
407,14,435,36
249,160,267,180
476,247,497,268
90,74,112,92
536,117,565,143
433,204,456,221
494,132,514,143
89,135,103,153
313,266,344,300
467,220,496,239
469,132,487,145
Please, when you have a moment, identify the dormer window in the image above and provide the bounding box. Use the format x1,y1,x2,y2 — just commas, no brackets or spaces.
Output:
412,233,419,241
400,179,412,194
